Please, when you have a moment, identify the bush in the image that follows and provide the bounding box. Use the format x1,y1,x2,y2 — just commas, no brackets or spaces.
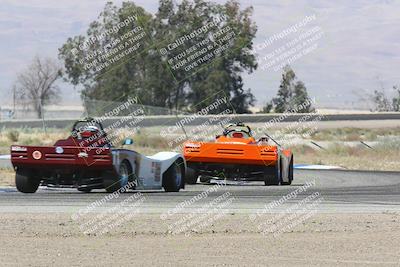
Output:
6,130,19,142
134,132,171,149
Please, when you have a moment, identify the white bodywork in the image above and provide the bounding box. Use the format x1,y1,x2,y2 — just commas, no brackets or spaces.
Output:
111,149,185,190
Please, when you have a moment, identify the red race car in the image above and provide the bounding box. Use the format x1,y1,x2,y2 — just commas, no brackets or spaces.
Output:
11,118,186,193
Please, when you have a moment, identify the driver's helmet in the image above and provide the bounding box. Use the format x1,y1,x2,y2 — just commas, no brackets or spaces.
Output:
80,125,101,138
85,125,100,132
223,122,252,138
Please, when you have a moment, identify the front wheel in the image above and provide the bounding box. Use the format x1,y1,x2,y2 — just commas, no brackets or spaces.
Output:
103,160,133,193
16,169,40,193
163,159,184,192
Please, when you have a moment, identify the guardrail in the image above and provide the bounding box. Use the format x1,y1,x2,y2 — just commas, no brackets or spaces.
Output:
0,113,399,129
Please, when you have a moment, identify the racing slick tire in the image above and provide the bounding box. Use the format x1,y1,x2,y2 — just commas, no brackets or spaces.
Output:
163,159,184,192
103,160,133,193
185,167,198,184
16,169,40,193
77,187,92,193
281,156,293,185
264,160,281,186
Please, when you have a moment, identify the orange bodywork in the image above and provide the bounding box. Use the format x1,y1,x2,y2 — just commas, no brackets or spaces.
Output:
184,136,280,166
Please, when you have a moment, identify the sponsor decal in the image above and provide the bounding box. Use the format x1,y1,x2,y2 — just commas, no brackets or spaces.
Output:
11,146,27,152
78,152,89,158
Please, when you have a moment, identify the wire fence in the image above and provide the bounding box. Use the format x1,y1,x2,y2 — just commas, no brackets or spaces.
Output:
82,98,188,117
0,98,191,121
0,105,84,120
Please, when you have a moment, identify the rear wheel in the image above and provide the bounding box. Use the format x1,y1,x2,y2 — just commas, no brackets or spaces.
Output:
264,160,281,186
77,173,92,193
77,187,92,193
103,160,132,193
281,156,293,185
185,167,198,184
163,159,184,192
16,169,40,193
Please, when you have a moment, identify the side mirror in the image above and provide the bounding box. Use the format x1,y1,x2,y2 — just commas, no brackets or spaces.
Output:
122,138,134,146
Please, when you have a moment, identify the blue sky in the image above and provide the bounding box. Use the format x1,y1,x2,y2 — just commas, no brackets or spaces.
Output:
0,0,399,109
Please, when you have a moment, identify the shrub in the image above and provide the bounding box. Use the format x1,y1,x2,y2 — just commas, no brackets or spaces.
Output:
6,130,19,142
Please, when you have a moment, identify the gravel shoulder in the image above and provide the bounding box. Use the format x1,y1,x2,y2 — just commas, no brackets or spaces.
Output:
0,212,399,266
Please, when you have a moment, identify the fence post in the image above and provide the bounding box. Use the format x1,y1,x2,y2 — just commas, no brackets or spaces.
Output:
360,141,374,150
310,141,325,150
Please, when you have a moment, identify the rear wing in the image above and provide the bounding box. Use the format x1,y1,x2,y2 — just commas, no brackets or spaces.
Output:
10,145,113,168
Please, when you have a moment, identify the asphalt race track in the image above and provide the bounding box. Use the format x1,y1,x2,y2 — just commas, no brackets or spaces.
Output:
1,113,400,129
0,169,399,213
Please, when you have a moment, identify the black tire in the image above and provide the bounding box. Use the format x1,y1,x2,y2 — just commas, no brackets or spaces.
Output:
163,159,184,192
264,160,281,186
77,187,92,193
185,167,198,184
281,156,293,185
103,160,132,193
289,156,294,183
15,169,40,193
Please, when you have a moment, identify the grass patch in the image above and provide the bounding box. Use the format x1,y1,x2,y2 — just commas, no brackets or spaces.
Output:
0,167,14,186
0,126,399,174
293,141,400,171
6,130,19,142
310,127,400,142
0,128,69,154
133,130,171,149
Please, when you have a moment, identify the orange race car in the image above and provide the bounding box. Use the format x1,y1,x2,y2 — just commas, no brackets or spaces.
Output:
183,122,293,185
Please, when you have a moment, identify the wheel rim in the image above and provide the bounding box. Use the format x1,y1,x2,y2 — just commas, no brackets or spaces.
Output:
119,162,129,187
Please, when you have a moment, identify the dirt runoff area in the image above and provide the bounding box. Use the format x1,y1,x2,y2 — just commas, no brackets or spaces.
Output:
0,213,399,266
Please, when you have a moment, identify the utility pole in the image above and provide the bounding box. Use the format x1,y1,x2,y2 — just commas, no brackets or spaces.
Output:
12,85,16,119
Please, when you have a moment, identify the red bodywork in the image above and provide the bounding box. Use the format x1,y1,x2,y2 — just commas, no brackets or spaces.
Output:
11,145,112,169
10,123,115,189
11,135,113,170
